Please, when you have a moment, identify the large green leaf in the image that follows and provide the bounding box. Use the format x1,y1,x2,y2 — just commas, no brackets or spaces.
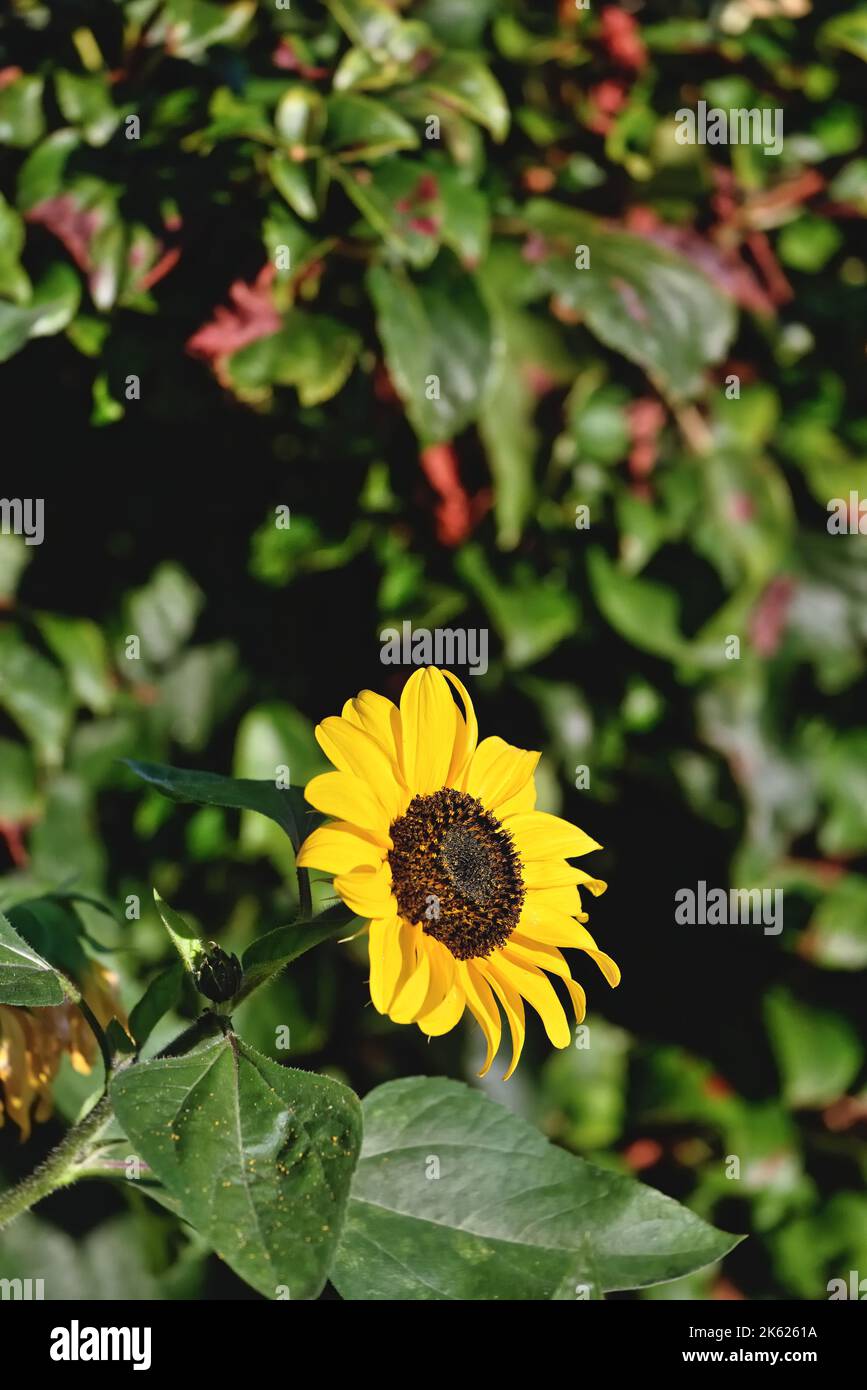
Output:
0,909,68,1007
124,759,319,853
523,200,736,399
368,252,492,442
240,902,361,996
331,1077,742,1299
111,1028,362,1299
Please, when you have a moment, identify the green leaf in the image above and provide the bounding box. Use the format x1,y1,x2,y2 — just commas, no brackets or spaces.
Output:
124,562,203,666
6,896,94,986
419,54,509,141
326,92,419,160
802,876,867,971
0,193,28,301
274,86,326,147
152,889,206,978
815,730,867,856
0,1213,171,1300
457,545,578,667
0,263,81,365
368,252,492,441
332,1078,741,1299
0,74,45,148
587,548,688,661
333,159,441,266
820,12,867,64
124,759,319,853
55,71,121,147
523,200,736,399
436,166,490,267
240,902,361,995
144,0,256,61
111,1028,362,1299
0,909,67,1007
417,0,497,47
268,154,318,223
29,774,105,888
325,0,413,57
129,962,187,1048
0,737,40,823
16,130,80,211
228,314,361,406
765,988,864,1109
477,305,573,550
35,613,114,715
0,627,73,765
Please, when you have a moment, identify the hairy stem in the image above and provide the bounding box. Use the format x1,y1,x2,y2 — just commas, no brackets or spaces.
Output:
0,1095,114,1231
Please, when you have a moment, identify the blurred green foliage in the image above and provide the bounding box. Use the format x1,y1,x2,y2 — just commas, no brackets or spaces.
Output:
1,0,867,1300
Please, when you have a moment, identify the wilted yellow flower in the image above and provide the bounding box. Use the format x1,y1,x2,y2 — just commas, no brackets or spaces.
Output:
0,965,124,1141
298,668,619,1077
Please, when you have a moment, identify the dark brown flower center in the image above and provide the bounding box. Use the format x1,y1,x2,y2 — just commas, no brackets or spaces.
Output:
388,788,525,960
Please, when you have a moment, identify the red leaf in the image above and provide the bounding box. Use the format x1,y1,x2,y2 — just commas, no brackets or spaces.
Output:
187,264,280,365
420,443,489,548
749,576,796,657
272,39,329,79
598,6,647,73
26,194,104,272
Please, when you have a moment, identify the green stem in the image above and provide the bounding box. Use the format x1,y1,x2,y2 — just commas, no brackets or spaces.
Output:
75,996,114,1078
297,864,312,920
0,1095,114,1231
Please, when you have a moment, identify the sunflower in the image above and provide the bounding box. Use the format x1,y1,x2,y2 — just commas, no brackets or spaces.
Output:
0,964,124,1141
297,667,619,1077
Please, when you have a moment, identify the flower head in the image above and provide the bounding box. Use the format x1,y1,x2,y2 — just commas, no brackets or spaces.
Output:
298,668,619,1077
0,964,124,1141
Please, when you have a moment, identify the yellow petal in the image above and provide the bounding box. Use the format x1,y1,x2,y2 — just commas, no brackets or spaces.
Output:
494,951,572,1049
304,771,392,842
315,717,406,819
368,915,403,1014
443,670,478,785
399,667,457,794
516,899,599,951
587,950,621,988
477,959,526,1080
464,736,540,811
389,927,432,1023
460,962,503,1076
502,810,601,861
416,978,466,1037
563,975,587,1024
414,938,457,1020
507,936,592,1017
342,689,403,766
333,864,394,919
522,859,590,890
494,776,537,818
297,821,385,874
525,884,586,916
